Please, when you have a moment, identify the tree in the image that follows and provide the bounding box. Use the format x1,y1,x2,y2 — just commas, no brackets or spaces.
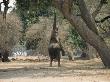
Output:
15,0,110,68
68,27,87,49
26,17,51,56
53,0,110,68
16,0,53,46
0,2,2,13
0,14,21,62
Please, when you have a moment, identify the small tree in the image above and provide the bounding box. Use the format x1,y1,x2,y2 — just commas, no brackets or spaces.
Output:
0,13,21,62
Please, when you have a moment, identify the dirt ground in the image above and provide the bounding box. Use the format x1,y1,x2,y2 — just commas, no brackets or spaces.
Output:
0,58,110,82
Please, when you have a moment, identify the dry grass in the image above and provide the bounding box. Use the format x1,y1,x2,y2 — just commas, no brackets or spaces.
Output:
26,17,53,56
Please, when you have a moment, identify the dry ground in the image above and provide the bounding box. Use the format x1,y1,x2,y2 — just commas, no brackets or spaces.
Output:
0,57,110,82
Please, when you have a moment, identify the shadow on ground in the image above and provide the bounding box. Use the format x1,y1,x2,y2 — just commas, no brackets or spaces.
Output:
0,59,110,79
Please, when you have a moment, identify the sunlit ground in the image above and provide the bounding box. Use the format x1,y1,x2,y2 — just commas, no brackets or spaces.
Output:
0,57,110,82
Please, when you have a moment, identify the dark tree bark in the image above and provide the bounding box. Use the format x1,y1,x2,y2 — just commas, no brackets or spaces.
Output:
0,53,2,59
2,0,10,20
0,3,2,13
2,49,10,62
0,48,10,62
53,0,110,68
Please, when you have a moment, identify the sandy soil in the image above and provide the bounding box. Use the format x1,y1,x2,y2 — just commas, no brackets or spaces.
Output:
0,58,110,82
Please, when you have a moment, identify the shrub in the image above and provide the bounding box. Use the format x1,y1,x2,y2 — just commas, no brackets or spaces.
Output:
0,13,21,51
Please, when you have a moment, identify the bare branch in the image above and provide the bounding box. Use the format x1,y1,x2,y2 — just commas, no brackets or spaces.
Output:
95,15,110,23
92,0,108,18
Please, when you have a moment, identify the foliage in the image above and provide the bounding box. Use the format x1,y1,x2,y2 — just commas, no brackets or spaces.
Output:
15,0,53,45
67,27,87,49
15,0,109,52
15,0,52,27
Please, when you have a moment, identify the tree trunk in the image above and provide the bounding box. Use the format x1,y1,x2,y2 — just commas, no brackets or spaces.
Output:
2,49,10,62
53,0,110,68
77,0,98,34
0,48,10,62
0,3,2,13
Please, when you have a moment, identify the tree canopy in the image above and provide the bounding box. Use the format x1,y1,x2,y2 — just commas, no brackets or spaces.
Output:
0,0,110,67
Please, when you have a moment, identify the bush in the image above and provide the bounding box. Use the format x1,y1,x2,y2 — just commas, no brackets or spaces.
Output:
26,17,51,56
0,13,21,51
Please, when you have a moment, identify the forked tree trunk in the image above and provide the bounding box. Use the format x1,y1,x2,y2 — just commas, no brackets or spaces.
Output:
53,0,110,68
69,15,110,68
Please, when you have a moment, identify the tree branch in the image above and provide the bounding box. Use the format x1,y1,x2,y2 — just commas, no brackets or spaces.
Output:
95,15,110,23
77,0,98,34
53,0,110,67
92,0,108,18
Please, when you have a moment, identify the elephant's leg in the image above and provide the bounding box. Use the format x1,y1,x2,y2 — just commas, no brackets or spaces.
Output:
56,50,61,67
50,58,53,67
58,58,61,67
